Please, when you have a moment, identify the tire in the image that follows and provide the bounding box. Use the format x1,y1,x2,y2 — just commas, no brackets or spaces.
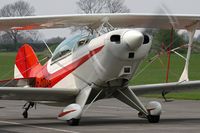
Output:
147,115,160,123
67,119,80,126
22,111,28,119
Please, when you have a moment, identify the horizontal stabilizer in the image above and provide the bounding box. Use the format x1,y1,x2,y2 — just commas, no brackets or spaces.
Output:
0,78,35,87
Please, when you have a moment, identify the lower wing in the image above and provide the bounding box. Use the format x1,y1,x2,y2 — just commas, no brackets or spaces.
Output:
130,81,200,96
0,78,79,102
1,79,200,101
0,86,79,102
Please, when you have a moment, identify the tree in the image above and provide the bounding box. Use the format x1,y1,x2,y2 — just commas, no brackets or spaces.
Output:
76,0,130,13
152,29,186,53
106,0,130,13
0,0,36,50
0,0,35,17
77,0,106,14
74,0,130,33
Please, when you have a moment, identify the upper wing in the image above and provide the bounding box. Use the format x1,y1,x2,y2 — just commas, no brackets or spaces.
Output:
0,13,200,30
130,80,200,96
0,87,79,102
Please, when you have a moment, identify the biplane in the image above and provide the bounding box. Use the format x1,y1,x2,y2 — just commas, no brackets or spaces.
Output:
0,13,200,125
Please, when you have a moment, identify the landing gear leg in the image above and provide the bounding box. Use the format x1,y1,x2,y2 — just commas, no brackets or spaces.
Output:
22,102,35,119
114,88,162,123
58,86,93,126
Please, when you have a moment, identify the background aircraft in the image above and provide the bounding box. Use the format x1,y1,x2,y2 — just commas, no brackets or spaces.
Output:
0,13,200,125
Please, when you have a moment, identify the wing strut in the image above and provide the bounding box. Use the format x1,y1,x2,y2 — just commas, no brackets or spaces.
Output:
42,40,53,56
179,28,196,82
96,17,115,35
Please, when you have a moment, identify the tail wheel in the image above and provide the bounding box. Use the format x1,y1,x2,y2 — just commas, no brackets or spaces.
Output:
147,115,160,123
67,119,80,126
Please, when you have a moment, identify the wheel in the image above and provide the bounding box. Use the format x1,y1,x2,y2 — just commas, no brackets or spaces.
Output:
67,119,80,126
22,111,28,119
147,115,160,123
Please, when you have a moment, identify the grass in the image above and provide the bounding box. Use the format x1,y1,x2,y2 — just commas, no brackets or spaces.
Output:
145,91,200,100
130,53,200,100
0,52,48,80
130,54,200,85
1,52,200,100
0,52,16,80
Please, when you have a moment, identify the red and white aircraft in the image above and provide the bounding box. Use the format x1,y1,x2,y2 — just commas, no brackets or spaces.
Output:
0,13,200,125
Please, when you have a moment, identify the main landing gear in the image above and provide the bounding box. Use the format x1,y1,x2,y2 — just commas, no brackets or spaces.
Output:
114,88,162,124
22,102,35,118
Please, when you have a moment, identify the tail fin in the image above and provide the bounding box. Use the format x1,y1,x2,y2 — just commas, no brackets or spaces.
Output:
14,44,41,79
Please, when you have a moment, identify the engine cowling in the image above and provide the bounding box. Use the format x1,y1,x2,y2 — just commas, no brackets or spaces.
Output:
57,104,82,121
146,101,162,116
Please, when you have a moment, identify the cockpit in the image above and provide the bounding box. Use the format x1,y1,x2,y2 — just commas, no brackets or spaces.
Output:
52,34,95,61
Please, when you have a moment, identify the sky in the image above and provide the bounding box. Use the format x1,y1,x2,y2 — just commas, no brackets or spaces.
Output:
0,0,200,38
1,0,200,15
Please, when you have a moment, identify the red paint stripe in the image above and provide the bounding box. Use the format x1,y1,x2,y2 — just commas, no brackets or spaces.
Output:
147,108,156,111
45,45,104,87
13,24,40,31
14,44,104,88
58,110,76,117
147,108,156,114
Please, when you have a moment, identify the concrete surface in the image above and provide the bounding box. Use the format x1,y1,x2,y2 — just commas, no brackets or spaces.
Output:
0,98,200,133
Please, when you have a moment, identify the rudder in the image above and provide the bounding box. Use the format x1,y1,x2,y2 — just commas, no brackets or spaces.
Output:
14,44,41,79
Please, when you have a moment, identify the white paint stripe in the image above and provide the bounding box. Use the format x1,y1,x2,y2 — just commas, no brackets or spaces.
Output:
14,65,24,79
0,120,79,133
